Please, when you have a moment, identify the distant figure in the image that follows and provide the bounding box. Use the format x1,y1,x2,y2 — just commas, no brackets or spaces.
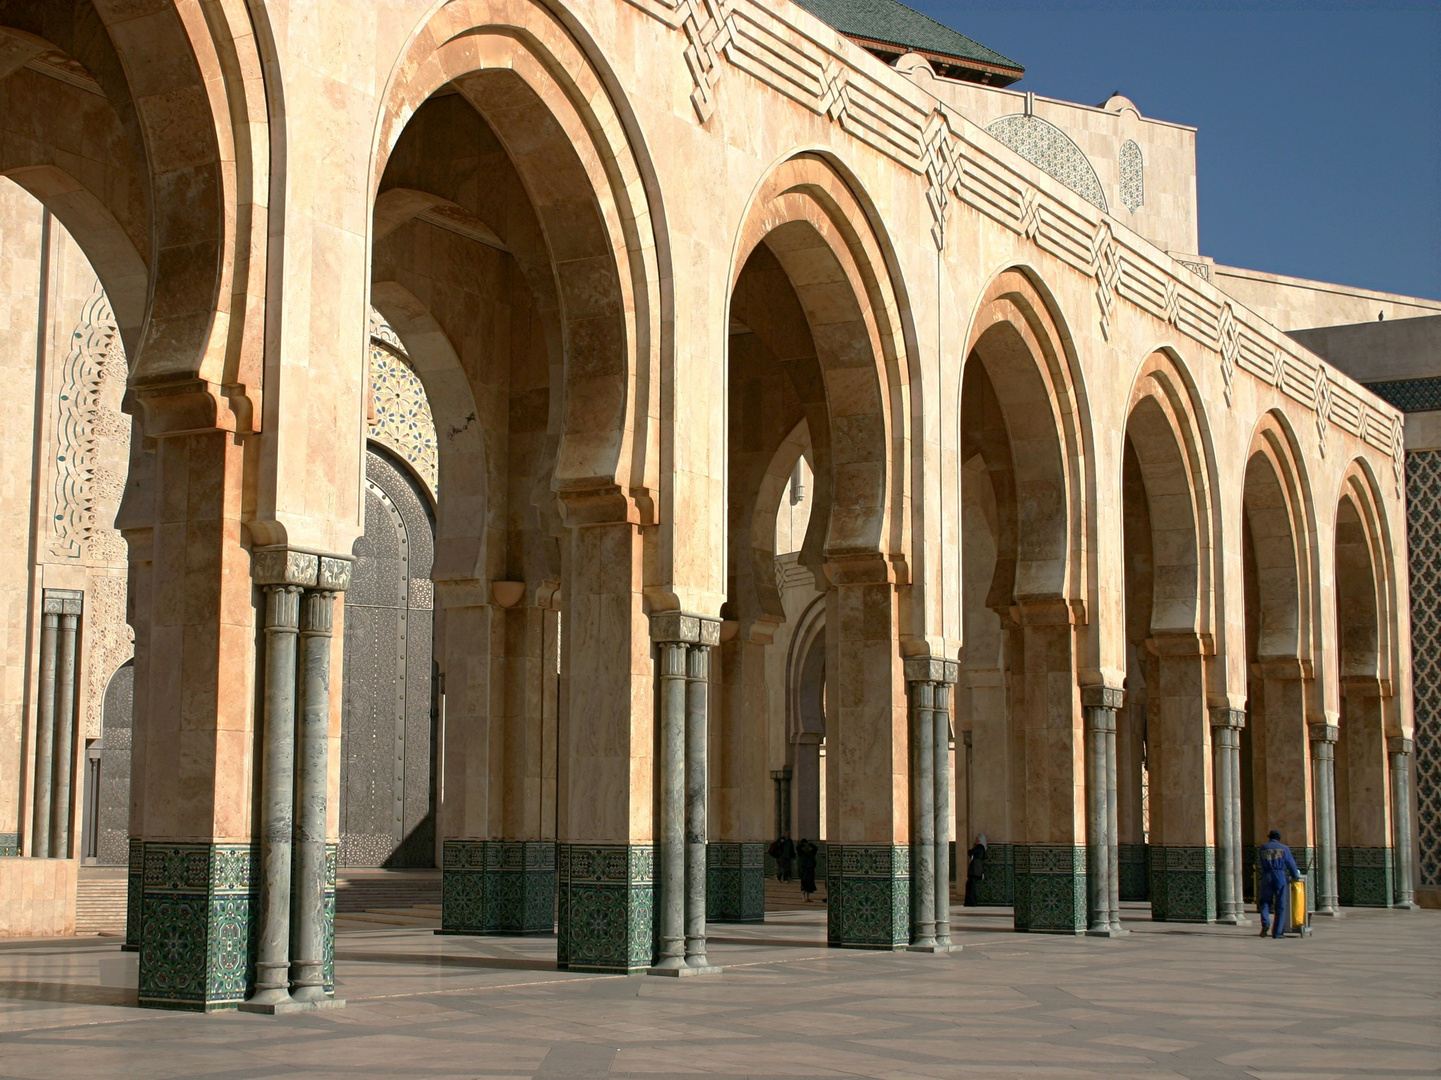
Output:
796,838,819,901
964,833,988,907
1257,829,1302,938
770,833,796,882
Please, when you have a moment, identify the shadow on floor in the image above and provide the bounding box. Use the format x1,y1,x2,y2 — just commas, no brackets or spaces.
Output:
0,980,137,1007
334,950,559,972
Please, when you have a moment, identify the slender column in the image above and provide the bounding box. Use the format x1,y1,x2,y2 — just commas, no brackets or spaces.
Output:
1388,736,1418,909
49,599,82,856
684,625,721,973
651,633,688,973
1210,708,1248,924
1105,711,1124,934
291,563,348,1005
933,670,958,950
907,677,937,950
771,769,792,840
1084,701,1113,935
243,577,305,1011
30,602,60,857
1310,722,1340,916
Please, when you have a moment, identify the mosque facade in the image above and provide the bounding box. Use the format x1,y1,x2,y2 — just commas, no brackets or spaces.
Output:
0,0,1436,1010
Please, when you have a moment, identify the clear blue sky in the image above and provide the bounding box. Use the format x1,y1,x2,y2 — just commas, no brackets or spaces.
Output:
907,0,1441,300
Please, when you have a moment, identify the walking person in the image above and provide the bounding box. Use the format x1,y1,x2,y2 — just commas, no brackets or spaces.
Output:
796,837,819,901
964,833,988,907
770,833,796,883
1256,829,1302,938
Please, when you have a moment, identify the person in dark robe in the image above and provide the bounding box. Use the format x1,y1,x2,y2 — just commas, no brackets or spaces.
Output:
964,833,988,907
1257,828,1302,938
771,833,796,882
796,837,819,901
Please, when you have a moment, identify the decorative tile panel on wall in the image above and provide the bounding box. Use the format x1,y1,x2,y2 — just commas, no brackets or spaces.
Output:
556,843,654,973
0,833,17,857
1369,377,1441,414
986,115,1108,212
1118,843,1149,901
442,841,556,934
973,841,1014,906
1148,845,1216,922
368,310,438,497
1337,846,1393,907
1119,139,1144,213
1012,845,1086,933
707,841,765,922
1407,450,1441,888
826,844,909,949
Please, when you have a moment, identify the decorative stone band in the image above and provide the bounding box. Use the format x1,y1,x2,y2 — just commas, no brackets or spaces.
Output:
827,844,910,949
706,841,766,922
441,840,557,934
556,843,655,973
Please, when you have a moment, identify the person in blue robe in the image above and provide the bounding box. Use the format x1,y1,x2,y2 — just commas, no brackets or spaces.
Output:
1257,829,1302,938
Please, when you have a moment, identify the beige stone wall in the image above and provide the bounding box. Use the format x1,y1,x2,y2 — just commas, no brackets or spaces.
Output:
1215,264,1441,332
0,856,76,936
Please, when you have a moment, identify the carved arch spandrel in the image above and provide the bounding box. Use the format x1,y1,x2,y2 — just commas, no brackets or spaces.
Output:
375,0,664,524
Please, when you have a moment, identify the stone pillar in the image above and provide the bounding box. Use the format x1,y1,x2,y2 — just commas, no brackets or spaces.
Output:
1310,722,1340,916
903,657,959,952
1105,703,1123,933
933,676,956,949
244,572,305,1011
1388,736,1418,909
49,594,82,857
29,601,60,857
1082,686,1121,937
649,613,720,977
771,769,792,842
1210,707,1249,925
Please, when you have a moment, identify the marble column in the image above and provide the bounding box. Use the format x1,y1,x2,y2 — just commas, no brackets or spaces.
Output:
1310,722,1340,916
685,630,720,973
1210,708,1249,925
1388,736,1418,909
1082,688,1118,936
49,596,81,856
933,677,956,950
29,601,60,857
1105,701,1123,934
907,677,937,950
243,563,307,1012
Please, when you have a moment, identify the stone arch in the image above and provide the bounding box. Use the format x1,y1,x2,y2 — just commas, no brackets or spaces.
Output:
745,419,812,623
369,282,488,584
786,594,828,843
375,0,663,515
728,153,913,567
1243,413,1316,664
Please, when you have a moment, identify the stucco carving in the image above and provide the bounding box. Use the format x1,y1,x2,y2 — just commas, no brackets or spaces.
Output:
1119,139,1144,213
368,310,438,497
987,114,1108,212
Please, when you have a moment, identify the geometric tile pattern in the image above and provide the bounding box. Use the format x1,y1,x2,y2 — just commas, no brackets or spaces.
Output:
1148,845,1216,923
1368,377,1441,414
972,842,1014,906
1337,846,1394,907
137,842,257,1011
1406,450,1441,888
0,832,16,857
441,841,556,934
367,317,438,497
1118,843,1149,901
125,837,143,949
707,842,765,922
556,843,654,973
1119,139,1144,213
987,114,1108,212
1012,845,1086,933
825,844,909,949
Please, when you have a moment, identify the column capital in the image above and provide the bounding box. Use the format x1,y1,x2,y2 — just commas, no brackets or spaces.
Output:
903,656,959,684
1209,706,1246,731
41,588,84,617
1080,685,1124,710
1308,722,1339,744
1387,735,1413,756
252,548,319,587
649,612,720,647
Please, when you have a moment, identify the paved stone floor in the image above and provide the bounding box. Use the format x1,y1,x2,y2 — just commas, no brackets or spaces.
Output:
0,903,1436,1079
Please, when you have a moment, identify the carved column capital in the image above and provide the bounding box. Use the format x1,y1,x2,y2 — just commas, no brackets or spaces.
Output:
1080,685,1124,710
1387,736,1413,757
903,656,959,685
1209,706,1246,731
1308,722,1340,745
649,612,720,647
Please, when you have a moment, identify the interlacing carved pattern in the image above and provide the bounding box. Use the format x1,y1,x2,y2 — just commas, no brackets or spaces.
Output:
625,0,1397,457
1119,139,1144,213
1217,302,1238,405
1407,450,1441,888
368,311,438,496
677,0,733,120
987,114,1108,212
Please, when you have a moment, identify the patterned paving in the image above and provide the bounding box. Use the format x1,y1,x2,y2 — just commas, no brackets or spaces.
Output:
0,906,1434,1079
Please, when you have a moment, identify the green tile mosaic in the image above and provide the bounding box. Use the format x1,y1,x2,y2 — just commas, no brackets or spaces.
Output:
1012,845,1086,934
442,840,556,934
1119,843,1149,901
707,842,765,922
125,837,142,949
556,843,653,973
972,841,1014,906
826,844,909,949
0,833,17,857
1337,846,1394,907
1149,845,1215,923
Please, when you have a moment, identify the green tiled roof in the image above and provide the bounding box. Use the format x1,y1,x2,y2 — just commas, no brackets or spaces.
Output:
794,0,1023,75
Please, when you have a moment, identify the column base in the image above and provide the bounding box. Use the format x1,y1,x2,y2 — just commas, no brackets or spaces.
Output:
1393,901,1421,911
1313,907,1344,918
238,996,345,1014
827,845,909,949
442,841,557,934
1086,926,1124,938
1215,913,1253,926
557,843,654,973
648,963,722,976
706,842,765,922
906,942,960,953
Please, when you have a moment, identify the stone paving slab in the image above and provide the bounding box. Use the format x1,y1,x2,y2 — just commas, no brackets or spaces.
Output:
0,906,1434,1079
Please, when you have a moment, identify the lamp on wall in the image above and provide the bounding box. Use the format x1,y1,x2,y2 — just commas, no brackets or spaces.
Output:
490,581,525,608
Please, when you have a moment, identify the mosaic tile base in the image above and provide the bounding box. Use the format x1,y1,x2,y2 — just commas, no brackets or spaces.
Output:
826,845,909,949
1119,843,1149,901
125,837,142,949
1012,845,1086,934
0,833,16,857
1337,846,1393,908
442,841,556,934
972,842,1014,906
556,843,653,973
707,842,765,922
1148,845,1216,923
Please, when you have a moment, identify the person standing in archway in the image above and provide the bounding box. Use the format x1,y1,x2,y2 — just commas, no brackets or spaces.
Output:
1257,829,1302,938
964,834,988,907
796,837,819,901
770,833,796,883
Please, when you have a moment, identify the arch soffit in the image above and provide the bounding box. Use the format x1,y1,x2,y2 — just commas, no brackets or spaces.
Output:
959,266,1088,604
1333,460,1397,688
369,281,488,585
1242,410,1317,663
744,418,813,622
374,1,662,521
728,153,912,567
1123,349,1217,638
